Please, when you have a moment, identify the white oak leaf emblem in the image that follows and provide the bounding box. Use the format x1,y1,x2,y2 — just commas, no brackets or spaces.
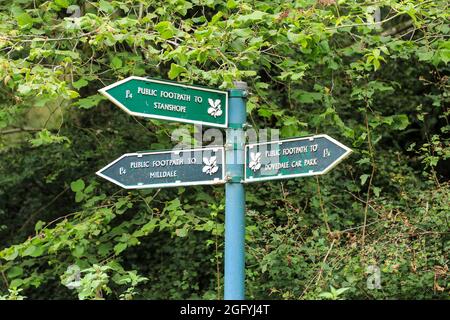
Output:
249,152,261,172
202,156,219,175
207,98,223,118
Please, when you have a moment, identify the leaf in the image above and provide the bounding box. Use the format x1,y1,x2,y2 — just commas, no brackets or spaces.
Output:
373,186,381,197
98,0,115,14
97,243,112,256
168,63,186,79
335,287,350,295
75,192,85,203
67,90,80,99
330,286,337,295
241,70,257,77
138,219,157,235
55,0,71,8
29,130,70,147
392,114,410,130
111,56,122,69
76,94,106,109
356,157,371,166
226,0,238,9
114,243,127,255
35,220,45,233
237,11,267,22
360,174,370,186
287,31,301,43
210,11,223,24
22,245,44,257
438,47,450,64
3,249,19,261
258,108,273,118
297,91,322,104
417,50,434,62
373,59,381,71
155,21,174,39
71,179,85,192
10,279,23,289
30,246,45,257
16,12,33,28
318,292,334,299
73,79,88,90
72,245,84,258
17,84,32,95
7,266,23,279
175,228,188,237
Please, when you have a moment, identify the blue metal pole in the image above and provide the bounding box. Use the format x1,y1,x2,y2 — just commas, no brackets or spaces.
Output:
224,81,247,300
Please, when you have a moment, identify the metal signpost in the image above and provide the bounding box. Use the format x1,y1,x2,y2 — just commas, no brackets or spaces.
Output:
97,78,352,301
99,76,228,128
224,83,247,300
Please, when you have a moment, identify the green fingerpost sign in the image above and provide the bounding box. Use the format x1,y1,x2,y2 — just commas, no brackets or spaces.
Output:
99,76,228,128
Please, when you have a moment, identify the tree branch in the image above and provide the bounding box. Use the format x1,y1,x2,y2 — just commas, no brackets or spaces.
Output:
381,20,414,37
0,127,41,135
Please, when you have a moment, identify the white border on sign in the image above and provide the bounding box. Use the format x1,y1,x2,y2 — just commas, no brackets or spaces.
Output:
98,76,229,128
244,134,352,183
96,146,226,189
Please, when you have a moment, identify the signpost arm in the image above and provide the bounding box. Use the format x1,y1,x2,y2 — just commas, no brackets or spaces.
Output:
224,81,247,300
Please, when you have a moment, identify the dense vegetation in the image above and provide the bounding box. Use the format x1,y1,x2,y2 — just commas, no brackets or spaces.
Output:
0,0,448,300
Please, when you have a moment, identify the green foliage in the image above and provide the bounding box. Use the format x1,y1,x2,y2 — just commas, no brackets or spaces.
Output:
0,287,26,300
319,286,350,300
0,0,449,300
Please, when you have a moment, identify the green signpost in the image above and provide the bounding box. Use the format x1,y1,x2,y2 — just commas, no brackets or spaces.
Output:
96,77,352,301
99,76,228,128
